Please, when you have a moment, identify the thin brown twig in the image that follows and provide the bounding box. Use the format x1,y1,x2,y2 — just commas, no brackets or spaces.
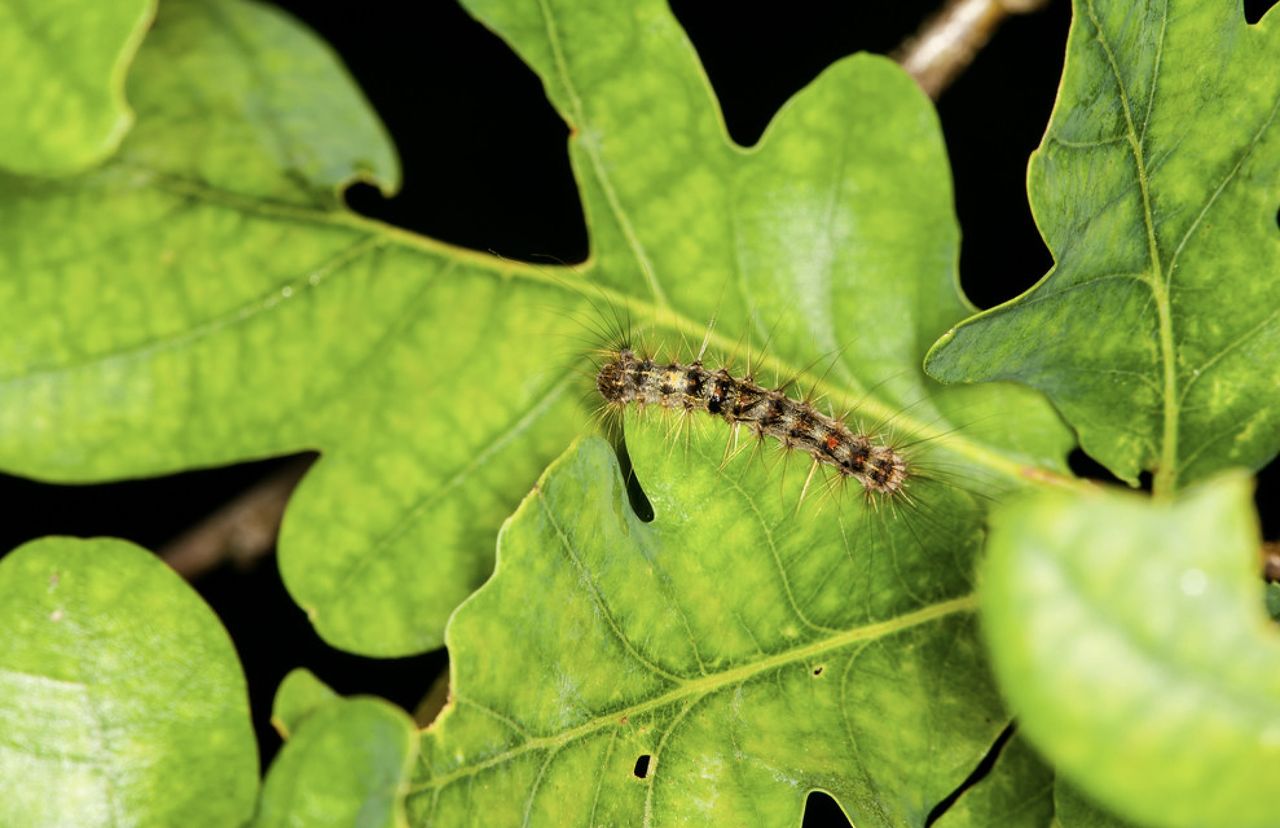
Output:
894,0,1051,99
159,454,316,579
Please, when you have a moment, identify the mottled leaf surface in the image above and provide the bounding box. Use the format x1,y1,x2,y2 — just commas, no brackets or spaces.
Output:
0,0,587,656
0,0,154,175
927,0,1280,491
461,0,1070,477
981,473,1280,827
931,735,1054,828
1054,782,1139,828
0,0,1070,659
0,538,257,827
931,736,1139,828
407,430,1013,826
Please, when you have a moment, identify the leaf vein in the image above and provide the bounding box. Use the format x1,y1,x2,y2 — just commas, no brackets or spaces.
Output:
533,0,668,307
408,595,975,796
536,490,689,683
0,233,385,386
1085,0,1179,491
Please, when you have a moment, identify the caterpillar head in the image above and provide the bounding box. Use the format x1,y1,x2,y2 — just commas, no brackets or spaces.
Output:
596,349,637,404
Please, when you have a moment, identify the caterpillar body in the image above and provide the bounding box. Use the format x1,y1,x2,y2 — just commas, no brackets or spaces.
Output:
595,348,909,497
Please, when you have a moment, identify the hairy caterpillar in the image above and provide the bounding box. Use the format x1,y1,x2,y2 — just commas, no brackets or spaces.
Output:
595,348,910,498
556,282,985,516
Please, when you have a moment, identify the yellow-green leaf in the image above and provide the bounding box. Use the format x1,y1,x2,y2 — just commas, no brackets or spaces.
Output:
980,473,1280,827
410,432,1009,826
271,668,340,739
0,0,1070,659
927,0,1280,493
0,0,154,175
0,537,257,827
255,694,417,828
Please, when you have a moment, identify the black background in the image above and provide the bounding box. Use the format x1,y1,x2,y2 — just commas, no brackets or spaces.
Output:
2,1,1276,824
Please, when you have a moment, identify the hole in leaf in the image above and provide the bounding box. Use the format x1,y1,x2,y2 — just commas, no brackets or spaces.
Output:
801,791,852,827
633,754,652,779
924,723,1017,826
1065,448,1126,487
812,665,825,677
1244,0,1277,24
615,436,655,523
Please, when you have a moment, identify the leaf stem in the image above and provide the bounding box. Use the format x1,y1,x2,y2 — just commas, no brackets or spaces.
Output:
1081,0,1179,496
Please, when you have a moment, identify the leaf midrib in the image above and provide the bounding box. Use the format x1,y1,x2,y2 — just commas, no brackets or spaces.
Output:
1083,0,1179,495
5,165,1075,492
408,592,978,795
533,0,669,308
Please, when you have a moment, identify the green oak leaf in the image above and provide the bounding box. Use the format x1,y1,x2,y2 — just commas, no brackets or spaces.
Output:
0,0,154,176
930,735,1141,828
980,472,1280,827
926,0,1280,492
460,0,1070,477
0,537,257,828
0,0,1070,658
255,687,417,828
410,432,1017,826
271,667,340,739
1054,782,1140,828
931,734,1054,828
0,0,587,657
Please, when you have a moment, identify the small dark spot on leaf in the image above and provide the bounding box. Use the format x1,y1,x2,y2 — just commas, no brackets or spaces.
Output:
1244,0,1277,24
812,665,824,677
633,754,651,779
